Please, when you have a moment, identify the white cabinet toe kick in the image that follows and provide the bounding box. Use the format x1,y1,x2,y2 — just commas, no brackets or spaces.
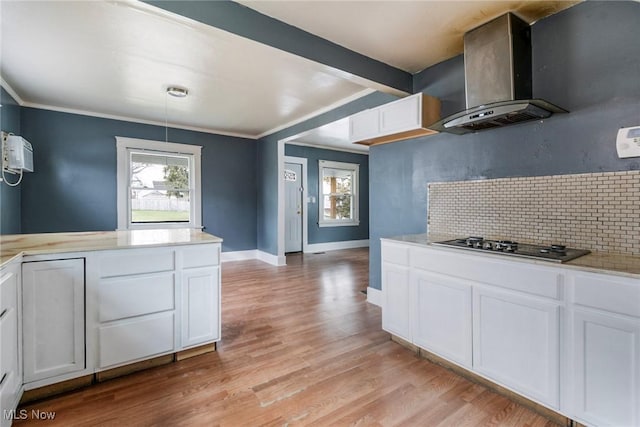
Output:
381,239,640,427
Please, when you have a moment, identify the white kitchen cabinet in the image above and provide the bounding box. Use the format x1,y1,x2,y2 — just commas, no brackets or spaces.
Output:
381,241,412,342
382,262,411,342
568,272,640,427
379,93,422,135
349,93,440,146
96,248,177,370
570,309,639,427
412,270,472,368
473,287,560,408
95,243,221,369
22,259,85,384
349,108,379,142
181,266,219,348
0,262,22,427
381,238,640,424
98,312,175,368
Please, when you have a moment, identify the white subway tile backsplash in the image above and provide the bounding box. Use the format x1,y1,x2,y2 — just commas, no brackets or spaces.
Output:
427,171,640,255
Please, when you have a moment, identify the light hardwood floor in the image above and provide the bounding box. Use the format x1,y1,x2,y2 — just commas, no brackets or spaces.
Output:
15,248,559,426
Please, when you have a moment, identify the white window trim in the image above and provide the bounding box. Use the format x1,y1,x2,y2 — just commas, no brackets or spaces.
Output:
116,136,202,230
318,159,360,228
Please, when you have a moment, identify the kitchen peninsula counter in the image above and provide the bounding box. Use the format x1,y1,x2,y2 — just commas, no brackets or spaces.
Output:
383,233,640,278
0,228,222,266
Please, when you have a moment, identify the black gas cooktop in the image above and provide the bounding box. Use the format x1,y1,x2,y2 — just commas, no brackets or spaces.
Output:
432,237,591,263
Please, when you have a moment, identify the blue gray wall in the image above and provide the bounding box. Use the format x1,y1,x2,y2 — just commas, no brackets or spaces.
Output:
285,144,369,244
257,92,396,255
0,88,22,234
369,1,640,290
19,108,258,252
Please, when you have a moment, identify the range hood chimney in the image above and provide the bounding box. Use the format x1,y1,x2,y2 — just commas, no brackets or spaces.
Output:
430,13,566,135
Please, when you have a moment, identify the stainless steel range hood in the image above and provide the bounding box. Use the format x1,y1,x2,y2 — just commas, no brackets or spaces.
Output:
429,13,567,135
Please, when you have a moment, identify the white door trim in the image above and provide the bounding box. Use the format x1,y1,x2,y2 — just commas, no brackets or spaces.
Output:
284,156,308,256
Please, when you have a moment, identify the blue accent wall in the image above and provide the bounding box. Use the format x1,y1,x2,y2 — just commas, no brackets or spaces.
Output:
0,88,22,234
257,92,397,255
19,108,257,252
369,1,640,290
284,144,369,244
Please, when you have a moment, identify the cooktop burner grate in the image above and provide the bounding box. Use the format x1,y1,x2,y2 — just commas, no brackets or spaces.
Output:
432,237,591,263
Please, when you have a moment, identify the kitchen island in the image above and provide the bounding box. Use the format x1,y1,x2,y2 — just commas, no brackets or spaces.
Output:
0,229,222,424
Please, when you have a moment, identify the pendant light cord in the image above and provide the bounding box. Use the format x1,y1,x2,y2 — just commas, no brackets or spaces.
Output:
165,89,169,143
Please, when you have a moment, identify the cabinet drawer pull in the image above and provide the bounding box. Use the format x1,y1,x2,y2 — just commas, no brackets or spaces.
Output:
0,373,7,386
0,309,7,320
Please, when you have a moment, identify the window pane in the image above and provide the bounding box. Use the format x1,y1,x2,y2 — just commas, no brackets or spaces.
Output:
322,169,353,195
322,195,353,220
130,152,191,223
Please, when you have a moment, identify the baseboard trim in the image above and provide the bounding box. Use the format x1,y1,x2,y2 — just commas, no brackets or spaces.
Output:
305,239,369,253
257,250,286,266
366,286,382,307
221,250,258,262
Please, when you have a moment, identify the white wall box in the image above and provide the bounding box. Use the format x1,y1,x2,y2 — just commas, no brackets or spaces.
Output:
349,93,441,146
381,239,640,426
22,259,85,384
0,262,22,427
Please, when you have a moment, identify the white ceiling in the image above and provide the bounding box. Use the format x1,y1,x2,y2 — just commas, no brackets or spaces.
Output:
1,0,578,149
238,1,579,74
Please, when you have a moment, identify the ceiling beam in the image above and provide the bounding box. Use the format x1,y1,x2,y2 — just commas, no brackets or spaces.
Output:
142,0,413,96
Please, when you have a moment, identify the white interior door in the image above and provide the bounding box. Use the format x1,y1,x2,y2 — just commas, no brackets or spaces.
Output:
285,162,303,253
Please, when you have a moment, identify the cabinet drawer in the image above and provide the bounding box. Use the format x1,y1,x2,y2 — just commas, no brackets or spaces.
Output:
98,273,175,322
100,249,174,277
382,242,410,266
181,244,219,269
411,247,562,299
98,312,174,368
572,272,640,317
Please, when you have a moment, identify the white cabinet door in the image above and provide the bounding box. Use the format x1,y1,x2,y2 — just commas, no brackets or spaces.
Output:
22,259,85,383
181,267,220,348
349,109,379,142
381,262,411,341
1,263,22,425
412,270,472,368
379,93,421,134
473,287,560,408
571,309,640,427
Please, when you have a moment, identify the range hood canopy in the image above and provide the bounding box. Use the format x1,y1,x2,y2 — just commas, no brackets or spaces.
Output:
429,13,566,135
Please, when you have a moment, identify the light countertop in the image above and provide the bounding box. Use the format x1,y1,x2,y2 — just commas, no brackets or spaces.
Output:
0,229,222,267
382,233,640,278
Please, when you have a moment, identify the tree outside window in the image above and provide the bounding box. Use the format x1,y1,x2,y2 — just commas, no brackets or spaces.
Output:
318,160,359,227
